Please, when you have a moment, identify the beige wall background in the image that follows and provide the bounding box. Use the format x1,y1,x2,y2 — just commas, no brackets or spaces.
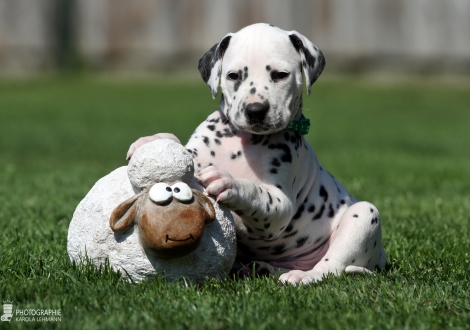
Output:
1,0,470,75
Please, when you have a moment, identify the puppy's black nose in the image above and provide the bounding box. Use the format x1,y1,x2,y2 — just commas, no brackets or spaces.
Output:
245,102,270,123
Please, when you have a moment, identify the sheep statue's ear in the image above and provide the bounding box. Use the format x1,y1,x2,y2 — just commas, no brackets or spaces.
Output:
193,190,216,223
110,193,141,233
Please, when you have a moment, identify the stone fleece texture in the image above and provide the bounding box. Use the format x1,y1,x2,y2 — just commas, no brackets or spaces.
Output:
128,139,194,188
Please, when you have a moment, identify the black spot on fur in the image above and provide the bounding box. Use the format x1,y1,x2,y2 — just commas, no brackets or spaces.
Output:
308,204,316,213
210,151,215,157
271,158,281,167
312,204,325,220
319,185,328,202
231,153,237,159
353,214,358,218
202,136,210,146
207,125,216,131
324,258,329,262
264,86,268,90
327,203,335,218
214,138,221,145
268,143,292,163
270,168,278,174
250,87,256,94
216,127,236,139
267,192,273,204
207,117,220,123
285,224,294,233
275,184,282,190
284,132,290,141
264,223,270,229
266,65,271,71
272,244,286,255
371,217,379,225
251,134,264,145
234,210,244,216
292,204,305,220
296,236,309,248
282,230,298,239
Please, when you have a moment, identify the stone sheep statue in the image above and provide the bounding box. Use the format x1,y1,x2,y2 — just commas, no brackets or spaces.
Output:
67,139,237,283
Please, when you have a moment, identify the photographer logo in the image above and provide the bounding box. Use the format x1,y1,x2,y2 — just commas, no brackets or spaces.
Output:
1,300,61,323
1,301,13,322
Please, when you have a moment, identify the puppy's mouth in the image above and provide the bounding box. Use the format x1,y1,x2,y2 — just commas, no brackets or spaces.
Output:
165,234,195,243
242,121,286,135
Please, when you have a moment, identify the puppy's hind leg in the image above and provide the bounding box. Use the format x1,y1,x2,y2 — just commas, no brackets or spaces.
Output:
280,202,386,285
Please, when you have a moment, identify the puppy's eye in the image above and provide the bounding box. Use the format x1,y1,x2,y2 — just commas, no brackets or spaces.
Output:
227,72,240,81
149,183,173,204
172,182,193,202
271,71,290,82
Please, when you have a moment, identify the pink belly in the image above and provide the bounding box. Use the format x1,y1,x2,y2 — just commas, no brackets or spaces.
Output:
267,239,330,271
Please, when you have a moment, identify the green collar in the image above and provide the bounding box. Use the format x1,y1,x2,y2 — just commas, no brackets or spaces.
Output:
286,114,310,135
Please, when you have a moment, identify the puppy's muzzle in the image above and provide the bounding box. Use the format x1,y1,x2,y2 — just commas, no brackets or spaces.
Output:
245,102,270,124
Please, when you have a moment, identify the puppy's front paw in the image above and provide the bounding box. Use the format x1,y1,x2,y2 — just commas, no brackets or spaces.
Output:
279,270,324,285
196,166,237,203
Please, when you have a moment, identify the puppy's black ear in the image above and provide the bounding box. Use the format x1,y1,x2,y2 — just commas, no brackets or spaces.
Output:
198,33,233,99
288,31,325,96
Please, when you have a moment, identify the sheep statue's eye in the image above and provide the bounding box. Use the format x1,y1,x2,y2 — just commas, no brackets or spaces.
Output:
171,182,193,202
149,183,173,204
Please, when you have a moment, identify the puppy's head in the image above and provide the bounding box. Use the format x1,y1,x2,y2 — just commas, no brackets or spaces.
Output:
198,23,325,135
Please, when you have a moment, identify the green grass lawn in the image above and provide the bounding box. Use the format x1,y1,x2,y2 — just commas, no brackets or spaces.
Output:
0,74,469,329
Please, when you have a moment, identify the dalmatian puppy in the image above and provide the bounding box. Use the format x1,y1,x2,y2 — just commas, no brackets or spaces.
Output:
127,23,386,284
